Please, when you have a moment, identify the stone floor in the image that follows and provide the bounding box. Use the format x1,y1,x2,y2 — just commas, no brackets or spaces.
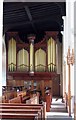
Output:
46,98,74,120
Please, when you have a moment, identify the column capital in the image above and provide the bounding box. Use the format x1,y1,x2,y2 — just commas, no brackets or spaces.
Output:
27,34,36,43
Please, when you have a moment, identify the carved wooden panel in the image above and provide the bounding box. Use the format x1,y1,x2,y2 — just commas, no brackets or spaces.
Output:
52,78,60,96
7,80,24,87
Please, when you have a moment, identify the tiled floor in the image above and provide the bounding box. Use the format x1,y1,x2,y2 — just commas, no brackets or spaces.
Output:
46,98,74,120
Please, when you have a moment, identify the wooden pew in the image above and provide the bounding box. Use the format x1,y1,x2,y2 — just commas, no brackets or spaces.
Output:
8,93,39,104
0,105,43,119
0,109,41,119
9,96,21,103
17,91,26,98
0,102,46,119
0,103,42,105
0,108,41,113
3,90,17,101
0,103,43,116
22,95,30,103
0,113,39,120
0,107,41,120
26,95,38,104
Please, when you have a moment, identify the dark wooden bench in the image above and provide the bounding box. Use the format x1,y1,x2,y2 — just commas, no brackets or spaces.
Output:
0,102,46,119
0,106,44,119
0,108,41,120
8,96,22,103
8,93,39,104
0,112,39,120
0,108,41,119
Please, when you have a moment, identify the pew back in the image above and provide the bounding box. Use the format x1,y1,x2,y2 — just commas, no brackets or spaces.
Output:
0,102,46,119
9,96,21,103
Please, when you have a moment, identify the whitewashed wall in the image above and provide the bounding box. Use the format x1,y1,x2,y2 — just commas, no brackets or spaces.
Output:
63,0,74,114
74,0,76,103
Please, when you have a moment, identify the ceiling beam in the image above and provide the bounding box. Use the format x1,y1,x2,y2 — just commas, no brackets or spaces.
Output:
24,6,37,33
4,15,62,26
4,15,62,33
24,6,32,21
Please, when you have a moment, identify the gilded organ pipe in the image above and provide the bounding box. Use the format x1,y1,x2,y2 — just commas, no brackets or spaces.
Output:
8,38,16,72
53,40,55,71
17,49,29,72
54,41,56,71
35,48,46,72
47,37,56,72
51,38,53,71
48,38,50,71
28,35,35,72
30,43,34,72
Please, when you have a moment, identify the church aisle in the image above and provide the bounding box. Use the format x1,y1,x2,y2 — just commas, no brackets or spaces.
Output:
46,98,74,120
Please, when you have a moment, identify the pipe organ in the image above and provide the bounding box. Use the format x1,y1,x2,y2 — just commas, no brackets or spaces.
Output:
8,33,57,73
7,31,60,97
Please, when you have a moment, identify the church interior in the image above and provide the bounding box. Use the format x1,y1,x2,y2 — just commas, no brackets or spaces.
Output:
1,1,75,119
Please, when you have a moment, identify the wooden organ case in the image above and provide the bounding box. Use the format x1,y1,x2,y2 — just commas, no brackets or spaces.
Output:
6,31,60,100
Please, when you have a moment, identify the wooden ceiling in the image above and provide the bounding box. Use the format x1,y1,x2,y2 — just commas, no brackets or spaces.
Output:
3,2,66,43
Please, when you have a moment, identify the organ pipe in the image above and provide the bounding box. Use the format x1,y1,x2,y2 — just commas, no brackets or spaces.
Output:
52,39,54,71
35,50,38,71
47,37,56,72
8,38,16,71
47,39,51,71
51,38,53,71
30,42,34,72
17,49,29,71
28,35,35,73
35,48,46,72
